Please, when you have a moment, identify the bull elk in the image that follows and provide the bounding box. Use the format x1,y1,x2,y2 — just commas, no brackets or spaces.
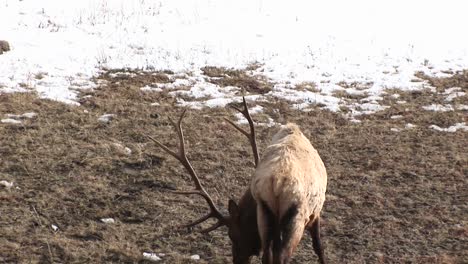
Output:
147,98,327,264
252,123,328,264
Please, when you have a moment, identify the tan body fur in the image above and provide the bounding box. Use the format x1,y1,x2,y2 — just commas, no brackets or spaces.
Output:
251,123,327,263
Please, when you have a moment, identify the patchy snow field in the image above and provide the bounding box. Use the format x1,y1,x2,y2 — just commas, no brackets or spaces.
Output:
1,2,467,262
1,0,467,113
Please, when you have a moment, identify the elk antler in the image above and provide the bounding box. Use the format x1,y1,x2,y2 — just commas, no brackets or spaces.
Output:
147,109,228,233
224,96,260,167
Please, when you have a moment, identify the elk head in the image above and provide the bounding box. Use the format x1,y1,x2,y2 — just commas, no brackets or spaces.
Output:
148,97,261,264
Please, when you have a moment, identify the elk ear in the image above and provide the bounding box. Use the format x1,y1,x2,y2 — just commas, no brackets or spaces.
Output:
228,199,240,219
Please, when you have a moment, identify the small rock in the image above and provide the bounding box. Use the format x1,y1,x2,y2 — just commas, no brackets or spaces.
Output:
143,252,162,262
190,254,200,260
0,40,10,54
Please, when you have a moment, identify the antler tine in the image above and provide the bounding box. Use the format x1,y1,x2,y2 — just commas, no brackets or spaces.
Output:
147,110,227,230
201,220,225,233
180,212,224,234
171,108,188,158
224,96,260,167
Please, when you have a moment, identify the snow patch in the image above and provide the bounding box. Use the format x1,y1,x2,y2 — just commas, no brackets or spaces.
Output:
429,123,468,132
422,104,454,112
351,103,389,116
22,112,37,118
6,112,37,119
100,218,115,224
171,82,238,100
0,180,14,189
391,123,417,132
98,114,115,123
143,252,162,262
1,118,22,124
405,123,416,129
0,0,467,116
444,87,465,101
141,85,163,92
456,105,468,110
258,116,278,128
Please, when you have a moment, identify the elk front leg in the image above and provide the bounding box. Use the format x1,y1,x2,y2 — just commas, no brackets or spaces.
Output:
307,216,326,264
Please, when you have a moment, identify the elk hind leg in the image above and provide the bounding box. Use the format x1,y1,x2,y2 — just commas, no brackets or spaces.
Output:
257,200,275,264
274,204,301,263
307,216,326,264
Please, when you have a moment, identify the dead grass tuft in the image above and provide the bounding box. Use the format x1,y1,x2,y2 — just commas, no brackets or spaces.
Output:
201,66,272,94
294,82,320,93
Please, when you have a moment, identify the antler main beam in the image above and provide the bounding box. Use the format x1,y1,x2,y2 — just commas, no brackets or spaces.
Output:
224,96,260,167
147,109,227,232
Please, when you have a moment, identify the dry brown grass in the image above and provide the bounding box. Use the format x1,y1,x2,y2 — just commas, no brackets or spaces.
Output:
415,70,468,93
201,66,272,94
0,70,467,263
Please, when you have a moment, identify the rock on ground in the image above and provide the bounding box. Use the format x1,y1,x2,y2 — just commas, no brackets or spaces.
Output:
0,40,10,54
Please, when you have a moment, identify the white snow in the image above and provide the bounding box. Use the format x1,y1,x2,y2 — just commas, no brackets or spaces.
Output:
0,180,14,189
405,123,416,129
429,123,468,133
5,112,37,119
391,123,417,132
1,118,22,124
422,104,454,112
457,105,468,111
21,112,37,118
100,218,115,224
0,0,467,117
444,88,466,102
141,85,163,92
143,252,162,262
98,114,115,123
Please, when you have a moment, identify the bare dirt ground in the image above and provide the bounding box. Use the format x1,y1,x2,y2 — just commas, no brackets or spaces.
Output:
1,69,467,263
